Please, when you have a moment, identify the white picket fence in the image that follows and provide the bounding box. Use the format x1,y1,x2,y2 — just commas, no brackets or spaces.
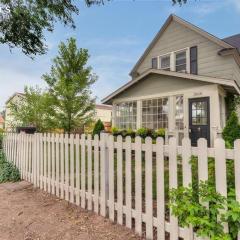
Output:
2,133,240,240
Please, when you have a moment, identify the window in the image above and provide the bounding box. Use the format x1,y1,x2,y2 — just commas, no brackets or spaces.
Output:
175,95,184,130
142,97,168,129
160,55,170,71
152,57,158,69
190,46,198,74
175,51,187,72
192,101,208,125
115,101,137,129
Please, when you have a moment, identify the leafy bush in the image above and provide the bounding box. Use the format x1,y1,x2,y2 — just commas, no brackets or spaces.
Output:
136,128,154,138
222,111,240,148
170,181,240,240
111,127,120,136
92,119,105,136
155,128,165,138
0,152,21,183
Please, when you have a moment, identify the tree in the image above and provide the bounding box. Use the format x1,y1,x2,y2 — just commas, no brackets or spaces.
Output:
222,111,240,148
9,86,51,132
92,119,105,136
0,0,187,57
42,37,97,134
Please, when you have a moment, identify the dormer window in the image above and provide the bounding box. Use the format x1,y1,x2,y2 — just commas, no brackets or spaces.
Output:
160,55,170,71
175,51,187,73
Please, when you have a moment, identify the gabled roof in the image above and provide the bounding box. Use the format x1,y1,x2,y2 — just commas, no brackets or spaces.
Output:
5,92,25,105
130,14,235,76
102,69,240,104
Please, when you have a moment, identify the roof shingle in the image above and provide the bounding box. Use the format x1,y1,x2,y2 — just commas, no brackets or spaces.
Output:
223,34,240,50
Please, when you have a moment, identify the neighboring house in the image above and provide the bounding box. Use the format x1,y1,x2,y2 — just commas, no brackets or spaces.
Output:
95,104,112,123
102,15,240,146
5,92,25,132
0,115,4,129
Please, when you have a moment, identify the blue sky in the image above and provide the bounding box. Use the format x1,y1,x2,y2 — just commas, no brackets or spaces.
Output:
0,0,240,110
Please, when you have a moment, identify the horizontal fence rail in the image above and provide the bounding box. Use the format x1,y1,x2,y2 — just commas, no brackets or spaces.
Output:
2,133,240,240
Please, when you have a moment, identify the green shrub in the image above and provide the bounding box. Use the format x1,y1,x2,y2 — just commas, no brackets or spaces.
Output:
155,128,165,138
111,127,120,136
170,181,240,240
136,128,154,138
0,133,3,150
92,119,105,136
222,111,240,148
0,152,21,183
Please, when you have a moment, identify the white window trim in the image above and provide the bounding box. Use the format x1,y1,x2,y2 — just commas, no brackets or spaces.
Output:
153,47,190,73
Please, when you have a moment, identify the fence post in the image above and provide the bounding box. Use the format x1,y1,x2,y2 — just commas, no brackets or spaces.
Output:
100,132,109,217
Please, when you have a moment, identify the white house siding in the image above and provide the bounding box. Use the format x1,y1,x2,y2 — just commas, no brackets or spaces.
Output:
112,74,211,101
134,20,240,82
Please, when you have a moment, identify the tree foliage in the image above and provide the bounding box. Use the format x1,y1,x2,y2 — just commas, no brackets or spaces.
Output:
9,86,51,132
0,0,187,56
42,37,97,134
92,119,105,136
222,111,240,148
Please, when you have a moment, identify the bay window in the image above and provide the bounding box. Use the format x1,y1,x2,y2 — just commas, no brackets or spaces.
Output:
115,101,137,129
142,97,169,129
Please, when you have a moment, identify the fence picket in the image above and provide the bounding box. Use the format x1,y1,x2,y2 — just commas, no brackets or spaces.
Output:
56,134,60,197
117,135,123,225
75,135,80,206
125,136,132,228
169,137,178,240
60,134,65,199
156,137,165,240
100,133,108,217
43,133,47,191
64,134,69,201
234,140,240,240
182,138,193,240
215,138,228,233
87,134,93,210
135,136,142,235
94,135,99,214
81,134,86,209
108,135,115,221
70,134,75,203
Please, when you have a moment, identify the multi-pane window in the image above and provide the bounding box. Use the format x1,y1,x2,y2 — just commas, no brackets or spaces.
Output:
160,55,170,71
175,51,187,72
115,101,137,129
175,95,184,130
142,98,169,129
192,101,208,125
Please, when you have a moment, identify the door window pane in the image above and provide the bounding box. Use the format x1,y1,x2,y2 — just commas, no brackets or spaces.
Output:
191,100,208,125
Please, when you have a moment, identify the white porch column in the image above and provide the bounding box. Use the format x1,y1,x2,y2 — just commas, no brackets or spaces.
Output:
136,100,142,129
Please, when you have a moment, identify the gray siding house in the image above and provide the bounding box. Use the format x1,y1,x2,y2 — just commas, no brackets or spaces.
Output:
102,15,240,146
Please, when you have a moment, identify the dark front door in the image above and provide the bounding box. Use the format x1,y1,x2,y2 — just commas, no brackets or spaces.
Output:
189,97,210,146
